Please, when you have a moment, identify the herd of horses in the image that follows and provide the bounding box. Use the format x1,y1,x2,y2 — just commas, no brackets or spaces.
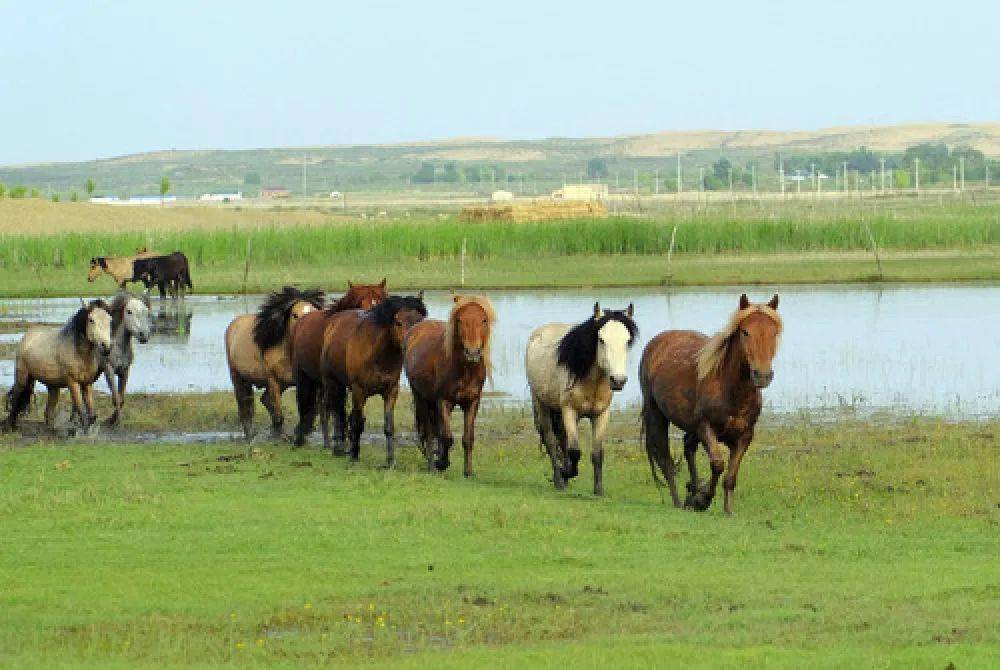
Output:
88,248,193,299
2,274,783,515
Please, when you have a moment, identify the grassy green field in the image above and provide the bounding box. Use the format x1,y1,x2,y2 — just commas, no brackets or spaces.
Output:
0,203,998,296
0,393,997,668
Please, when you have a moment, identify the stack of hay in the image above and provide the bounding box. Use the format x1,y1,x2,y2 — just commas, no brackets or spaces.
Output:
460,200,606,223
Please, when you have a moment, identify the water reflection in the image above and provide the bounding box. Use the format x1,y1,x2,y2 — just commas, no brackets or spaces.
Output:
1,285,998,416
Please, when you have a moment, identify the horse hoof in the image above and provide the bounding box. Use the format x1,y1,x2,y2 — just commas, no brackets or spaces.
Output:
594,486,605,497
552,474,567,490
434,458,450,472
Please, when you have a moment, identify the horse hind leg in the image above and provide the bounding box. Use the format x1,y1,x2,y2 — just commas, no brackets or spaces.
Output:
642,400,682,507
532,396,566,490
682,432,705,508
412,392,434,470
292,374,319,447
3,377,35,431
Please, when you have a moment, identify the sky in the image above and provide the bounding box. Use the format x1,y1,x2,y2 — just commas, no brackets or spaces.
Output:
1,0,997,164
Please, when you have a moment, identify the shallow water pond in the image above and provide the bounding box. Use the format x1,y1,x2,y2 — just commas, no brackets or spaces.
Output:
1,283,998,417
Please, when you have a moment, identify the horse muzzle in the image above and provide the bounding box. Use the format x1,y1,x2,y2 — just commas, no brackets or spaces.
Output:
751,369,774,388
464,348,483,364
609,375,627,391
137,333,150,344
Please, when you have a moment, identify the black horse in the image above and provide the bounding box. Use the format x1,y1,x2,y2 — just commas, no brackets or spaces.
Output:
133,252,193,299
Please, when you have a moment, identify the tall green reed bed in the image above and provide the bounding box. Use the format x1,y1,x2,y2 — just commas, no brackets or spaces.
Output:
1,203,997,270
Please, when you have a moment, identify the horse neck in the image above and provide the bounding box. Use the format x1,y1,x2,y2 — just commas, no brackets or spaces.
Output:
363,319,401,361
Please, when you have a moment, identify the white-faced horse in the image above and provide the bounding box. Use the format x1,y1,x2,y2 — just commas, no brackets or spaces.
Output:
525,302,638,495
4,300,113,432
103,292,152,425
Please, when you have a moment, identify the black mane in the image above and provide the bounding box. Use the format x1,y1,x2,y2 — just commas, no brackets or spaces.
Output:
556,309,639,384
367,295,428,327
62,300,110,345
253,286,325,350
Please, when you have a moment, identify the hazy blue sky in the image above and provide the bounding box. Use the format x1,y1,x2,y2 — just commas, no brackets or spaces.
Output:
2,0,997,163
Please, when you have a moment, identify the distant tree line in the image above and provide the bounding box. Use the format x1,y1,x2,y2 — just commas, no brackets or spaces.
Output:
776,143,999,184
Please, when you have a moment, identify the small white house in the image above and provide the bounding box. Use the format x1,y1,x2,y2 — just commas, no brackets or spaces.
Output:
199,192,243,202
490,190,514,202
89,195,120,204
329,191,343,200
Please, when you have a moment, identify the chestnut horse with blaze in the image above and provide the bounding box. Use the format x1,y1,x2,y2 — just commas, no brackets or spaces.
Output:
312,294,427,465
288,279,388,444
404,295,496,476
640,294,782,515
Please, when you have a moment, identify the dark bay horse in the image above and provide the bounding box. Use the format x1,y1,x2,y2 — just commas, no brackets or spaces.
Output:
404,295,495,476
640,294,782,515
225,286,325,439
311,294,427,465
289,280,388,444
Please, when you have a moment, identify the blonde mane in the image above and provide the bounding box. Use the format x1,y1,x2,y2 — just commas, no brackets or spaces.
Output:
444,295,497,377
696,304,783,381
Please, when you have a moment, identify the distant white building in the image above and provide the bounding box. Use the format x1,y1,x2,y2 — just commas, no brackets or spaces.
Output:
490,190,514,202
101,195,177,206
199,192,243,202
552,183,608,201
329,191,343,200
89,195,120,204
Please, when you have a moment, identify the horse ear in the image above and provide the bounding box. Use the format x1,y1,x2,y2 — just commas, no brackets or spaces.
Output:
80,298,87,308
453,294,462,303
625,303,634,318
347,280,354,288
739,294,750,310
768,294,779,309
380,278,386,288
593,302,601,319
417,290,425,301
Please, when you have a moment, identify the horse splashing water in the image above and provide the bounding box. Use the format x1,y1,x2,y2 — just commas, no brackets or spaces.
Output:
225,286,325,440
404,295,496,476
640,294,782,515
310,294,427,465
4,300,112,432
525,302,637,495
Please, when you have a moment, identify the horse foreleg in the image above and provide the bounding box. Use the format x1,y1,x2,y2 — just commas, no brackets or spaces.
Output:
292,375,318,447
318,381,332,451
461,398,480,478
723,434,753,516
434,399,455,472
347,386,367,461
690,422,726,511
412,393,434,469
532,396,565,490
67,381,87,432
382,385,400,468
42,385,59,427
328,382,348,457
265,378,284,438
83,384,96,429
559,405,582,481
590,409,610,496
683,432,700,500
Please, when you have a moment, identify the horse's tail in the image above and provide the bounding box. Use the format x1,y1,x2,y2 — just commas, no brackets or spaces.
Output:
4,383,32,430
182,260,193,289
640,401,664,488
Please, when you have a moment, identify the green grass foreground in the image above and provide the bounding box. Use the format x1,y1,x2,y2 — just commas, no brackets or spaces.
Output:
0,394,997,668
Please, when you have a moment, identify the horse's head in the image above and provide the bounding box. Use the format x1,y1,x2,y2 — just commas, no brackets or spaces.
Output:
450,295,495,365
595,302,637,391
85,300,113,356
374,291,426,347
123,294,152,344
734,294,781,388
87,257,105,282
288,299,319,330
345,278,388,310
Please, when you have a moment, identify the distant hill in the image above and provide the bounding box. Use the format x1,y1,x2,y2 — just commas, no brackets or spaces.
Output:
2,122,996,198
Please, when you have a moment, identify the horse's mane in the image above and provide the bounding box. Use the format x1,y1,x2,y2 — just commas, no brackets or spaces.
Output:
443,295,496,376
63,300,110,345
557,309,638,385
253,286,325,350
696,304,783,381
107,292,150,329
367,295,427,327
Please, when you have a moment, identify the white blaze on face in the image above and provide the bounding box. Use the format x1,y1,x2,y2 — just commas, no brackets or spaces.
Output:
597,320,631,387
88,309,113,352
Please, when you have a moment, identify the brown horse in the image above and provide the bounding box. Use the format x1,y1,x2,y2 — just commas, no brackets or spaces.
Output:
309,294,427,465
289,280,389,444
225,286,326,440
640,294,782,515
404,295,496,476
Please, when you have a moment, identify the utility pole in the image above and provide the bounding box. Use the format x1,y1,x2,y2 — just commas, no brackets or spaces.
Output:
953,164,958,191
811,162,817,193
986,164,991,189
880,157,886,193
960,156,965,191
633,168,638,195
676,153,682,194
699,167,704,196
915,157,920,194
779,161,785,196
302,155,307,199
751,164,757,196
654,168,659,195
843,161,848,194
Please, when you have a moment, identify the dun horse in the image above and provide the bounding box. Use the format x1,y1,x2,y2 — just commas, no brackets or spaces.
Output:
525,303,637,495
404,295,496,476
103,292,152,426
87,248,160,289
307,294,427,465
640,294,782,515
4,300,112,432
225,286,325,440
289,280,388,444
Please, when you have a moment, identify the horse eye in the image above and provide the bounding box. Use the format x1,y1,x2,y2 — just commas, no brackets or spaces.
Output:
740,329,749,337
